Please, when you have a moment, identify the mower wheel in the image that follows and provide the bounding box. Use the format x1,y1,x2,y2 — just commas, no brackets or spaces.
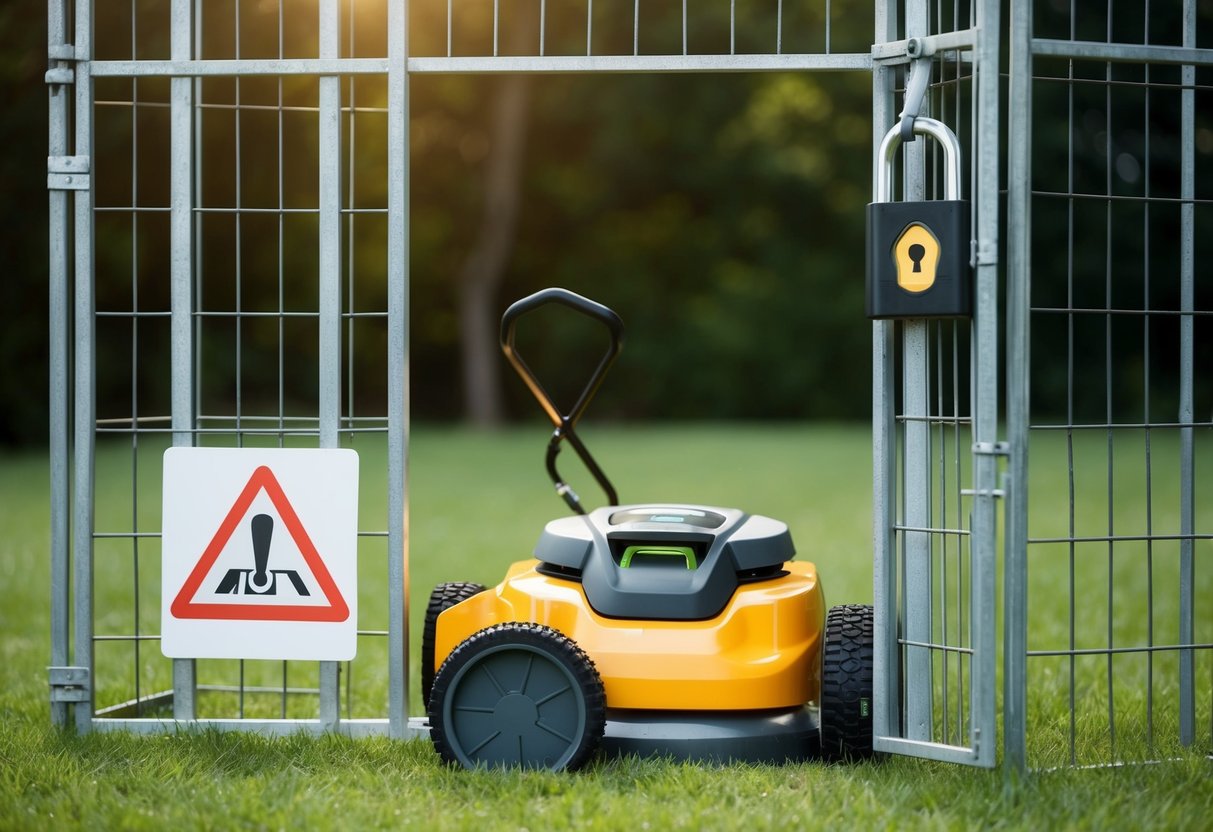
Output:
820,603,875,761
429,622,606,771
421,582,487,705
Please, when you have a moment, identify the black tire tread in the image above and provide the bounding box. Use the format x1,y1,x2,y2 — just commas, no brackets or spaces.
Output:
420,582,486,705
429,622,606,771
820,603,875,761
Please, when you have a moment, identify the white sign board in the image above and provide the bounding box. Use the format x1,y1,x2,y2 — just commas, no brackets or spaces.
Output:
161,447,359,661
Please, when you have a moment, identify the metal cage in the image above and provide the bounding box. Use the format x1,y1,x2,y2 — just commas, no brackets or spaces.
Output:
46,0,1209,772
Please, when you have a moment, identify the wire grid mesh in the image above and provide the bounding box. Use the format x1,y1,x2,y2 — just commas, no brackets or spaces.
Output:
870,0,999,763
407,0,870,62
87,0,397,722
1019,2,1213,768
891,79,980,751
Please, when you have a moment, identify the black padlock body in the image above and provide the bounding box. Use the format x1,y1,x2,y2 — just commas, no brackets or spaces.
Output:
865,199,971,319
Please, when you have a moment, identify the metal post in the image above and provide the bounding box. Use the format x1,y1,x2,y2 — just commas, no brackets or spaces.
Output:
871,0,900,750
47,0,72,730
1177,0,1196,748
318,0,343,729
1003,0,1033,774
387,0,412,737
968,0,1001,771
901,0,932,744
72,0,96,734
170,0,197,721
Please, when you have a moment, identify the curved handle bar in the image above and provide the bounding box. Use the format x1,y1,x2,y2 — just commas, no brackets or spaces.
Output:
500,288,624,429
500,288,624,513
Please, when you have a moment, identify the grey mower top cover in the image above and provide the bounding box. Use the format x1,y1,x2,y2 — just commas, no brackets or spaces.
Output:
533,504,796,621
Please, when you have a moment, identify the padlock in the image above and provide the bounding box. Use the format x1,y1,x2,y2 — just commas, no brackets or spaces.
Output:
865,117,972,319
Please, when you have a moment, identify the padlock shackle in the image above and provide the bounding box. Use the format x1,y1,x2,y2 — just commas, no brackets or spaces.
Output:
876,117,962,203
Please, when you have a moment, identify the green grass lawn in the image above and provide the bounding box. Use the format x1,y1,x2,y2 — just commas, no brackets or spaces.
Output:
1,424,1210,830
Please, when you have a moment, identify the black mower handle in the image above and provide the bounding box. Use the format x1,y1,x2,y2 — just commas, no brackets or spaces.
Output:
500,288,623,514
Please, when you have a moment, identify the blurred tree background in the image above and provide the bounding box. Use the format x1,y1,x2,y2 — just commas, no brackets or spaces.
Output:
5,1,1209,446
3,0,873,447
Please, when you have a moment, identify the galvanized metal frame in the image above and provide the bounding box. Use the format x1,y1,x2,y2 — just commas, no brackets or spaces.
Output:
50,0,1009,762
870,0,1000,768
49,0,415,739
1005,0,1212,772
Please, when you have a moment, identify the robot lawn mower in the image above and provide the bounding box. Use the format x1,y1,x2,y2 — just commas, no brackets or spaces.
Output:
423,288,874,770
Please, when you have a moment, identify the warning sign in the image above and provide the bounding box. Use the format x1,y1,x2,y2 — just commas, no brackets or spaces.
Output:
161,448,359,661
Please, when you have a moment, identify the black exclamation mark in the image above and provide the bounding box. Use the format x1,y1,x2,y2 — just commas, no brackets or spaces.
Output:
247,513,276,595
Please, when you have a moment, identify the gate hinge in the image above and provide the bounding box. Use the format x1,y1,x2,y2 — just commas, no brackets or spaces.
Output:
46,44,77,86
48,666,91,703
47,156,91,191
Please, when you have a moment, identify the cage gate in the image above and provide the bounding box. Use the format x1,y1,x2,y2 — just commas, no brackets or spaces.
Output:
1005,2,1213,771
45,0,1002,762
49,0,1208,773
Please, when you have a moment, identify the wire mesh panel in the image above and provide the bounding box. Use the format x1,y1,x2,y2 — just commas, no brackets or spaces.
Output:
407,0,873,71
1007,1,1213,769
870,0,1000,767
50,0,409,735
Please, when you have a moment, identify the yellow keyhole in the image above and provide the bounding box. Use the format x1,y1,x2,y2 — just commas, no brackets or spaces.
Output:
894,222,941,293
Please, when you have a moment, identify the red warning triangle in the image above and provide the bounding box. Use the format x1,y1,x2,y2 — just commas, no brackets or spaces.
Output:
170,465,350,622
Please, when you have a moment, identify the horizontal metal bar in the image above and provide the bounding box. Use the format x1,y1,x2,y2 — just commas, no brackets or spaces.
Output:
899,639,974,655
91,58,391,77
895,525,971,536
1031,190,1213,206
408,53,872,74
1028,533,1213,545
93,532,162,539
1030,421,1213,431
1031,306,1213,318
98,310,387,319
896,415,973,425
90,717,431,740
1028,642,1213,658
1033,38,1213,67
873,736,980,765
96,100,391,117
94,426,389,436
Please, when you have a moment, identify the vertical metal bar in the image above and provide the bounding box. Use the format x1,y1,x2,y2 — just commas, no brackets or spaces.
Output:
47,0,71,730
48,0,73,730
387,0,410,737
968,0,1002,769
318,0,342,729
776,0,782,55
1065,3,1077,764
632,0,639,56
872,0,900,751
1178,0,1196,749
729,0,735,55
902,0,933,745
1004,0,1033,775
235,1,244,446
938,324,948,745
129,5,142,711
171,0,197,721
1142,23,1155,750
73,0,96,734
1102,14,1117,758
